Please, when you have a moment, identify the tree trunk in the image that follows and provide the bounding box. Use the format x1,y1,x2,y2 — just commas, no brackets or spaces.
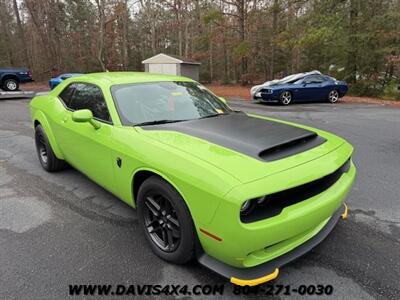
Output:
238,0,247,75
184,19,190,57
13,0,30,67
347,0,358,83
95,0,106,71
121,0,129,69
209,32,213,82
0,0,14,65
270,0,279,80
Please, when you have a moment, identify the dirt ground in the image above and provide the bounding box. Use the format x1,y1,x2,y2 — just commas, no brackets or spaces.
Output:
22,81,400,107
23,81,49,92
206,84,400,107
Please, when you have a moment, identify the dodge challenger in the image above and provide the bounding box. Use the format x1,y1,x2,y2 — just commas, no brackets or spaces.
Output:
251,71,348,105
30,72,356,286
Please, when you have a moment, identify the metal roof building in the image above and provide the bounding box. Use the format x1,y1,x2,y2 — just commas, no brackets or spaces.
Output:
142,53,200,81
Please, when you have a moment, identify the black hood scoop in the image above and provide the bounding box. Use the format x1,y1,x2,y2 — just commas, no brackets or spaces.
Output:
144,113,326,162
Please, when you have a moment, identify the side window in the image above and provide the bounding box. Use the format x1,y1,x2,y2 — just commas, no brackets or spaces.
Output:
69,83,112,123
305,75,324,84
59,84,77,107
314,75,325,83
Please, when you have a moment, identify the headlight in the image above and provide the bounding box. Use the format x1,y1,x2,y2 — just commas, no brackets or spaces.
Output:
240,200,253,215
250,86,259,94
255,92,261,97
240,196,269,216
256,196,268,204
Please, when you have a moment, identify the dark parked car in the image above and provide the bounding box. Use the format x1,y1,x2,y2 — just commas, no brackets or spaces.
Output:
251,71,348,105
0,68,34,91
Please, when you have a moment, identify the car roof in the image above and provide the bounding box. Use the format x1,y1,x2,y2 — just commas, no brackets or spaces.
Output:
0,67,29,71
72,72,194,86
60,73,82,77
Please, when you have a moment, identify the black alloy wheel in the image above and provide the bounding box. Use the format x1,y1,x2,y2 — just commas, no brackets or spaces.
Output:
137,176,195,264
143,193,181,252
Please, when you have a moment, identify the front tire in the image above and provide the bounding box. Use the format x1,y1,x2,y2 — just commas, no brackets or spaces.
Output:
328,89,339,103
279,91,292,105
34,125,66,172
3,78,19,91
137,176,195,264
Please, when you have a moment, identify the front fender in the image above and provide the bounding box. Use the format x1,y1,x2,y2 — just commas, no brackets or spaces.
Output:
31,110,64,160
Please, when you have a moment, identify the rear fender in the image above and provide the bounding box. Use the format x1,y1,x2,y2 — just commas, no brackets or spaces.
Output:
32,110,65,160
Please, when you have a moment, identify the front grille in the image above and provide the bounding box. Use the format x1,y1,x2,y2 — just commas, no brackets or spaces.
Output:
261,88,273,94
241,158,351,223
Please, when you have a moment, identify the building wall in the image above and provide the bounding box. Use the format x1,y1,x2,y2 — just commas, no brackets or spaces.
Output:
143,61,199,81
148,63,177,76
180,64,199,81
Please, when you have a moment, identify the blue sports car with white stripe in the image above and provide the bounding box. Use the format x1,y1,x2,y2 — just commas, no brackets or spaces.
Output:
251,71,348,105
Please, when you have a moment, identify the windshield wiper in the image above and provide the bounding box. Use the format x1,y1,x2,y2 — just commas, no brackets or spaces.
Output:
199,113,229,119
134,119,186,126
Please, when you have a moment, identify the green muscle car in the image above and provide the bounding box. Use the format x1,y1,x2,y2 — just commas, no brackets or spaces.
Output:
29,72,355,286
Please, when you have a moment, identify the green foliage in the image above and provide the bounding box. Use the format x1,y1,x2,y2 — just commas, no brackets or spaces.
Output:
298,27,336,48
233,41,251,60
203,9,222,25
382,80,400,100
349,81,382,97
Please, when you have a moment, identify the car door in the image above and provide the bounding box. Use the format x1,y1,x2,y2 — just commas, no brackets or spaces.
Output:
55,82,115,192
293,76,312,101
313,75,330,100
301,75,326,101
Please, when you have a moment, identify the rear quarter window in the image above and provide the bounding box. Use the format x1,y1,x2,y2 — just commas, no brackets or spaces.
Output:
58,84,76,107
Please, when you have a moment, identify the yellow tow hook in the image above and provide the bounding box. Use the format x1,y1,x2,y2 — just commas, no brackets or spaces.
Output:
341,203,349,220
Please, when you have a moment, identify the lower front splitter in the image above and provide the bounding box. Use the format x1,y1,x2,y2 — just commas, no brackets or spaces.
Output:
197,204,347,286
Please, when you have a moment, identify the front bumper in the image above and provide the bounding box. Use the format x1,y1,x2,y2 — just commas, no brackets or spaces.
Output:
198,204,348,286
197,143,355,266
253,90,280,102
20,77,34,83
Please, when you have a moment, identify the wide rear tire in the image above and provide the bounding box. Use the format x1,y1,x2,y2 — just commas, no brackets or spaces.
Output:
137,176,195,264
34,125,67,172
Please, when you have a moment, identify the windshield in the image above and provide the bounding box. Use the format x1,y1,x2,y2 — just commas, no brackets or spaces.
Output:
293,78,304,84
111,81,232,126
280,74,298,83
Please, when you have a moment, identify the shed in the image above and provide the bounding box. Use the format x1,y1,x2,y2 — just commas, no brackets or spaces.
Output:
142,53,200,81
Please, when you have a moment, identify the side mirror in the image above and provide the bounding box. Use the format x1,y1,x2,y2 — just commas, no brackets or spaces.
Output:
218,96,227,104
72,109,101,129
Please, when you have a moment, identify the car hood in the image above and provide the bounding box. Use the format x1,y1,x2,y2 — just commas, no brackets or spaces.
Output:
137,113,345,183
267,83,295,90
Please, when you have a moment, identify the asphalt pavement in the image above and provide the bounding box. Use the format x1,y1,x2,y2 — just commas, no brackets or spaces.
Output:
0,98,399,299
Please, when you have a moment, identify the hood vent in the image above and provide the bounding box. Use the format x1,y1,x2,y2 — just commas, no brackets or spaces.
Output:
259,134,326,162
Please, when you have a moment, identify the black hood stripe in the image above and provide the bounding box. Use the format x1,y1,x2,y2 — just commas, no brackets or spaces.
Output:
143,114,326,162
